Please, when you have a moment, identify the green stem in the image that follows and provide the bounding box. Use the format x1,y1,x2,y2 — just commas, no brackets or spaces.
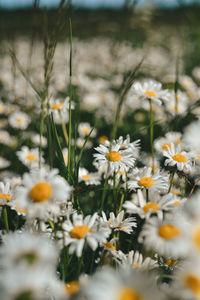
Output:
118,193,125,214
68,18,73,183
100,177,109,211
149,99,154,172
59,111,69,145
168,171,175,193
3,206,9,233
39,103,45,168
48,219,55,231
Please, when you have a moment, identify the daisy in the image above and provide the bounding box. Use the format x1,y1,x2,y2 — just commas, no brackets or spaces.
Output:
110,135,140,157
78,122,97,138
163,142,193,173
182,120,200,153
62,148,68,165
31,133,47,147
131,79,170,105
154,131,182,154
78,168,101,185
127,167,169,193
117,250,158,270
0,265,66,300
93,139,136,173
8,111,30,129
50,97,75,124
123,189,176,220
138,216,189,258
0,157,10,169
61,213,111,257
14,168,72,221
101,210,137,234
76,137,92,149
0,182,12,206
172,257,200,300
16,146,43,169
0,231,59,270
82,266,165,300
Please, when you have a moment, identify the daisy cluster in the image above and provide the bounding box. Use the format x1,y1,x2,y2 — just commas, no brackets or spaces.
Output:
1,22,200,300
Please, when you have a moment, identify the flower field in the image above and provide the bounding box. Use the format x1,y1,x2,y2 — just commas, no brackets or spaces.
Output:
1,2,200,300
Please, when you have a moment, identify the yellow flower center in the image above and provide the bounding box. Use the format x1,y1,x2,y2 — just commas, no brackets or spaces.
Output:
187,91,195,100
138,177,154,188
193,227,200,251
106,151,122,162
70,225,90,239
16,117,23,124
26,154,36,162
0,193,11,201
142,202,159,213
175,139,181,144
52,103,63,110
162,143,171,150
172,189,179,196
144,90,157,98
65,281,80,295
81,175,90,180
173,201,181,207
117,170,125,174
133,263,139,268
82,128,90,135
158,224,181,240
118,287,143,300
185,274,200,296
166,259,177,266
13,181,20,185
104,242,116,250
99,136,108,144
172,154,187,162
29,182,52,203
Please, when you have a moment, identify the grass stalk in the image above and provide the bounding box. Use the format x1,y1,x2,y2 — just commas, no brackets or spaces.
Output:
67,18,73,183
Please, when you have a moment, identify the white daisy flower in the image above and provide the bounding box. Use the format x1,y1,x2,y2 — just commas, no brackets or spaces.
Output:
131,80,170,105
108,135,140,157
8,111,30,129
101,210,137,234
16,146,44,169
139,216,189,258
0,265,66,300
0,231,59,270
82,266,165,300
62,213,111,257
93,140,136,173
123,189,176,220
76,137,92,149
163,142,193,173
62,148,68,165
182,120,200,153
78,122,96,138
154,131,182,154
78,168,101,185
31,133,47,147
172,257,200,300
117,250,158,270
0,157,10,169
14,168,72,221
50,97,75,124
184,191,200,221
127,167,169,193
0,182,12,206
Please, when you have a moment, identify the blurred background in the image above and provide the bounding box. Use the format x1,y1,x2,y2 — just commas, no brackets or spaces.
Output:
1,0,200,73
